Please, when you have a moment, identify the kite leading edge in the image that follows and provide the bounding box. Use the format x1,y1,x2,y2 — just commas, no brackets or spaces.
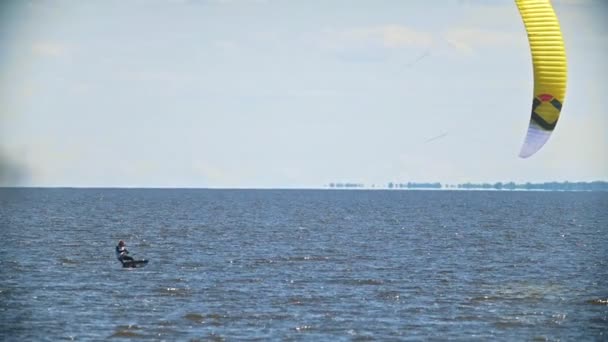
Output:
515,0,567,158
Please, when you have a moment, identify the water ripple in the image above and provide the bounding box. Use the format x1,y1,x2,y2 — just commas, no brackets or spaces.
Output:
0,189,606,340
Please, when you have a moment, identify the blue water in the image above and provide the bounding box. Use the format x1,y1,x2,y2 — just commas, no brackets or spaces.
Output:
0,189,606,340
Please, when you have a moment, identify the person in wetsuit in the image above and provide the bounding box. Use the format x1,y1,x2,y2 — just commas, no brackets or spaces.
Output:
116,240,134,264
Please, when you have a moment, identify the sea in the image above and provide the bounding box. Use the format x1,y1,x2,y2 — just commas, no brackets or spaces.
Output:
0,188,606,341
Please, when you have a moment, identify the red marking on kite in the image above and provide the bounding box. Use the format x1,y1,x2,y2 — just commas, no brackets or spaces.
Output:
538,94,554,102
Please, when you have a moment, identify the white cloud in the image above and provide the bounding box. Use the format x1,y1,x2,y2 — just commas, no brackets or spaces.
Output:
200,0,269,4
555,0,597,5
377,25,434,48
31,41,68,58
322,25,434,50
443,28,521,55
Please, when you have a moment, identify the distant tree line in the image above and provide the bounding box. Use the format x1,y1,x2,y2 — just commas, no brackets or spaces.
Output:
456,181,608,191
328,182,364,189
327,181,608,191
388,182,442,189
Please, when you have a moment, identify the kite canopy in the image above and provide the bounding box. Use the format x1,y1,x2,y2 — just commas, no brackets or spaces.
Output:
515,0,567,158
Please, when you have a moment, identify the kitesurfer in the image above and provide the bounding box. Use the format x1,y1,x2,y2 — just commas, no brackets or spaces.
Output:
116,240,134,264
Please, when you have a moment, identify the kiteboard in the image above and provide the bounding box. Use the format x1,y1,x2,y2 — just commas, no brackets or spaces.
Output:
121,259,148,268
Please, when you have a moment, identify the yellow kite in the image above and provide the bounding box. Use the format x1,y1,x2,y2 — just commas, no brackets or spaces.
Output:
516,0,567,158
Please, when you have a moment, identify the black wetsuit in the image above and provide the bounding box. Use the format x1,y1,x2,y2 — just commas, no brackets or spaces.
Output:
116,245,134,263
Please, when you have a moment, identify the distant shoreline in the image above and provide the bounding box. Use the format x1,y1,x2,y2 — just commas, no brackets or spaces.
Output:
1,181,608,192
328,181,608,192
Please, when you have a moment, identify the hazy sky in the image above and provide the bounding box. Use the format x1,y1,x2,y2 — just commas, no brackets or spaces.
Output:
1,0,606,188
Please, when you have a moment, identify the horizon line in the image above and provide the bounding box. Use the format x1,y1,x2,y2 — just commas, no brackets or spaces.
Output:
1,180,607,191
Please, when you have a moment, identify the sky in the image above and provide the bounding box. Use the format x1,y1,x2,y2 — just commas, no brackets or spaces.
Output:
0,0,606,188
